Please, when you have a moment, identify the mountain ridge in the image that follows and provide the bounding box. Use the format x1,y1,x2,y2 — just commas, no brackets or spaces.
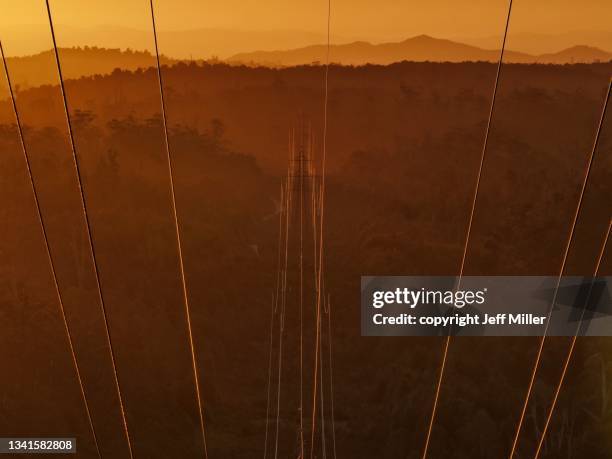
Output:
1,47,176,91
1,37,610,93
228,34,612,66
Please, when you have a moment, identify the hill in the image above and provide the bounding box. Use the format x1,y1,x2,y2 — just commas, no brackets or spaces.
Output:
1,38,611,94
229,34,612,66
535,45,612,64
1,47,175,91
0,24,343,60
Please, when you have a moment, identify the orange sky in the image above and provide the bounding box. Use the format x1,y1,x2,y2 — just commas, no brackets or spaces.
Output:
1,0,611,57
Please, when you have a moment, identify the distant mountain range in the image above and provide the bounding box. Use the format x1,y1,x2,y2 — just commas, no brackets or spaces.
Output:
0,24,343,60
229,35,612,66
1,47,175,91
1,36,610,93
457,30,612,55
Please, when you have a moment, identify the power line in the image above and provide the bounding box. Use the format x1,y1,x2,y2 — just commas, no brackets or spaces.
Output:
299,124,306,459
148,0,208,456
275,184,286,314
263,293,277,459
319,309,327,459
275,148,294,459
310,1,332,456
265,184,286,459
44,2,134,457
421,1,513,457
510,79,611,459
0,39,101,459
533,220,611,459
327,295,338,459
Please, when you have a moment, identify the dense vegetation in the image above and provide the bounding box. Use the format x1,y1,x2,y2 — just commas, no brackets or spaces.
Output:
0,60,610,458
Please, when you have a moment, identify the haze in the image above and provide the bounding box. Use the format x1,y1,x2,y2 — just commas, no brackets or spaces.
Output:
1,0,611,57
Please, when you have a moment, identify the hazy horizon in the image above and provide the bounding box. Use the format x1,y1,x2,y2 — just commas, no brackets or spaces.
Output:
1,25,611,62
2,0,611,58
